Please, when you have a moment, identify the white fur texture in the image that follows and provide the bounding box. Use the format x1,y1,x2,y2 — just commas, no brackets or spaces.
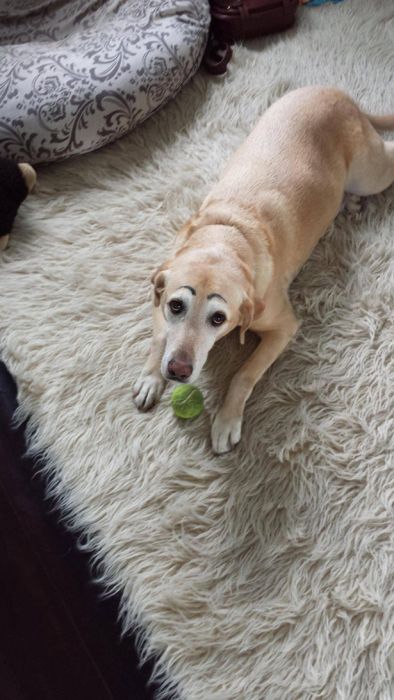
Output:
1,2,394,698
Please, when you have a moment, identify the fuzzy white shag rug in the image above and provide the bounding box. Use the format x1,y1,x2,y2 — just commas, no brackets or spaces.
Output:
1,1,394,698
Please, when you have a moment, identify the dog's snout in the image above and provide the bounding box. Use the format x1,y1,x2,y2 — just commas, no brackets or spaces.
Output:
167,358,193,382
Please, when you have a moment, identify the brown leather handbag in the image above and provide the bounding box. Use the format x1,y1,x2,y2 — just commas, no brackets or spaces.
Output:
204,0,299,74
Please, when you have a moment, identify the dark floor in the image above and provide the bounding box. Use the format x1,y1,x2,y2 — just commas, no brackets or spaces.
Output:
0,361,165,700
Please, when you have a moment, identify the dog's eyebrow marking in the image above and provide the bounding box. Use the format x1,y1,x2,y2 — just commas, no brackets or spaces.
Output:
178,285,196,295
207,293,227,303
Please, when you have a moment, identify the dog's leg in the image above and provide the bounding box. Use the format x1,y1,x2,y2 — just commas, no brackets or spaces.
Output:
133,306,167,411
211,307,299,454
346,133,394,197
0,235,9,251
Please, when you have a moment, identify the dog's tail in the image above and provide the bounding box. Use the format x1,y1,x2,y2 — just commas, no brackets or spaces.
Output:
365,113,394,131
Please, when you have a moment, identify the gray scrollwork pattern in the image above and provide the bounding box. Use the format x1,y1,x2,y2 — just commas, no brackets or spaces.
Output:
0,0,210,163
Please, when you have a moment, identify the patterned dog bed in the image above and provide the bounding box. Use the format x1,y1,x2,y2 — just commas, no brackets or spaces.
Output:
0,0,210,164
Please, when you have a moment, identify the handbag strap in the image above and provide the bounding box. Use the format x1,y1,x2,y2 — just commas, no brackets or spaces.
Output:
203,36,233,75
205,0,297,75
212,0,296,13
240,0,296,14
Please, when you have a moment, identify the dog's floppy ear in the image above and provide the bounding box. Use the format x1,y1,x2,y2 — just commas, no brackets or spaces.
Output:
239,295,265,344
239,296,254,345
151,264,168,307
238,258,265,343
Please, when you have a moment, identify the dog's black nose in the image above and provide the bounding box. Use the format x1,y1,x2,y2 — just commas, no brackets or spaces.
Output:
167,358,193,382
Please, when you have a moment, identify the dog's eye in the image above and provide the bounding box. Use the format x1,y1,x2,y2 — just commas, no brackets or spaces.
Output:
211,312,226,327
169,299,184,314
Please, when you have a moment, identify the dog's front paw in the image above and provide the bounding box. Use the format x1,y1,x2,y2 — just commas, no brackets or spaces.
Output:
211,410,243,454
133,373,166,411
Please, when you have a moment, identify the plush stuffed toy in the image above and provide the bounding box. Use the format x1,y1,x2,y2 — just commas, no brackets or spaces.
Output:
0,158,37,250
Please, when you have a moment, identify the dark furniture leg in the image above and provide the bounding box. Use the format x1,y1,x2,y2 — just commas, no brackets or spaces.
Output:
0,361,164,700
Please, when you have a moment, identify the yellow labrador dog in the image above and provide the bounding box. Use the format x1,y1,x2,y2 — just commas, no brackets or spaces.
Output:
133,86,394,453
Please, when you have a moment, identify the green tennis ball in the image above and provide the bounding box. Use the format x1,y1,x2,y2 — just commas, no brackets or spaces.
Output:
171,385,204,420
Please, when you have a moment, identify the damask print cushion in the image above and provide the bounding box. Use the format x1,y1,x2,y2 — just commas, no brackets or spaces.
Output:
0,0,210,164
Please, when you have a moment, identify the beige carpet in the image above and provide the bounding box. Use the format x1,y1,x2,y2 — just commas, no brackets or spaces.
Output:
1,1,394,698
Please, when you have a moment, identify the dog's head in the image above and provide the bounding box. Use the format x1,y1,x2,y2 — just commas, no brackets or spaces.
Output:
152,237,264,384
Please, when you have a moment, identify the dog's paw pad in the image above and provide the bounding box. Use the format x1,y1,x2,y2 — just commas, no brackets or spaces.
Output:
133,374,165,411
211,412,242,454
